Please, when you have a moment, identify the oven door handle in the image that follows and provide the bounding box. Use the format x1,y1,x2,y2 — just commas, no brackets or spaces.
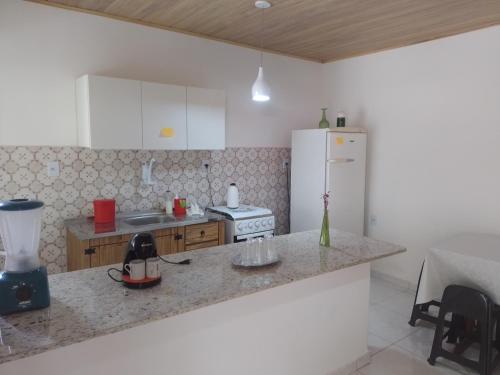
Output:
234,230,274,242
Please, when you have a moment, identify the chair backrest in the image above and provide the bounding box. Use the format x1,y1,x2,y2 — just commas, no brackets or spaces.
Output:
441,284,492,321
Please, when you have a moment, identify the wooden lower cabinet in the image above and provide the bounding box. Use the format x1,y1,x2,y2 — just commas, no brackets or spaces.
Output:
153,228,180,256
67,221,225,271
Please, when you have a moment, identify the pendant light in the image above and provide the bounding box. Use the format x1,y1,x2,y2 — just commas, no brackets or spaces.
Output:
252,0,271,102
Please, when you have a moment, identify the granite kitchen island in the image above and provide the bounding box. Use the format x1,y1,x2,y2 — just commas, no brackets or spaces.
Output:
0,230,405,375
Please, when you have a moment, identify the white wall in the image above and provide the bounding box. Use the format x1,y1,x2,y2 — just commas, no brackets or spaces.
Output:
0,0,323,147
323,26,500,285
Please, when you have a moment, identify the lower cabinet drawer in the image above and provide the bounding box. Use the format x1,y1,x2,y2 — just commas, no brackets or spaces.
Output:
184,222,219,244
185,240,220,251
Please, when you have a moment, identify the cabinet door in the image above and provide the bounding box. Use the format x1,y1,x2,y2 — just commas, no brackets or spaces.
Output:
85,75,142,149
98,242,128,267
155,234,177,255
142,82,187,150
187,87,225,150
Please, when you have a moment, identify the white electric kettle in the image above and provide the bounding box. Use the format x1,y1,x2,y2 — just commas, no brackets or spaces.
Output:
227,183,239,209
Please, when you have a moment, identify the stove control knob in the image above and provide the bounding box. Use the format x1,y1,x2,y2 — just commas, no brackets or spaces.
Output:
255,221,260,229
267,218,273,226
247,221,254,229
237,223,244,232
261,220,267,228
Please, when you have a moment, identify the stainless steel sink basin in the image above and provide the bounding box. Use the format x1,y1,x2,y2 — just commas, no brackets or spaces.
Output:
124,214,176,226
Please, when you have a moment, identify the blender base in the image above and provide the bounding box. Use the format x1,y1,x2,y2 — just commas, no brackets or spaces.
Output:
0,266,50,315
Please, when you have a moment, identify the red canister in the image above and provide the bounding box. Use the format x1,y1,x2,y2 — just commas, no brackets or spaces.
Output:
173,197,186,216
93,199,116,224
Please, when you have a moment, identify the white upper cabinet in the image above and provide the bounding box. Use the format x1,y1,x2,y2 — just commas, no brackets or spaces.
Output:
76,75,142,149
76,75,225,150
141,82,187,150
187,87,226,150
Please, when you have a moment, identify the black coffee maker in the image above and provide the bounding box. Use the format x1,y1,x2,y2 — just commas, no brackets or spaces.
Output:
122,232,157,277
107,231,192,289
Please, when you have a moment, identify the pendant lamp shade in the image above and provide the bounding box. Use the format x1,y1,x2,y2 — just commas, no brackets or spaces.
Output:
252,66,270,102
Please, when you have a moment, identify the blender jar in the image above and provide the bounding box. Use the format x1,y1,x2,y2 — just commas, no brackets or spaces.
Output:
0,199,44,272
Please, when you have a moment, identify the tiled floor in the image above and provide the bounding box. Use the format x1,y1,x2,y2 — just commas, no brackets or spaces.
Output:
356,276,497,375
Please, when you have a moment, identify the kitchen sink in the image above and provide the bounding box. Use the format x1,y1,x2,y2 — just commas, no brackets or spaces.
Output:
124,214,176,226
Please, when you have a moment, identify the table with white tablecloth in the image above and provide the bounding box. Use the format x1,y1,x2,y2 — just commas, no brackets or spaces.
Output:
416,233,500,306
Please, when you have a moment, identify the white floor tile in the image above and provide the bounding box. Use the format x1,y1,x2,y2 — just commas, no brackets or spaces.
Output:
369,278,402,304
368,332,392,356
368,304,418,343
378,289,415,316
359,345,471,375
395,324,436,360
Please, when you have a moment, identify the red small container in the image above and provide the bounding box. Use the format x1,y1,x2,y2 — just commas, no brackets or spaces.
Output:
173,197,186,216
93,199,116,224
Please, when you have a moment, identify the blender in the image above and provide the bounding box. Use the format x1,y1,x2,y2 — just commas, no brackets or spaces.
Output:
0,199,50,315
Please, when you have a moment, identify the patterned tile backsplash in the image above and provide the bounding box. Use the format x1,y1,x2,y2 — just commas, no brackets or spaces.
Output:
0,146,291,274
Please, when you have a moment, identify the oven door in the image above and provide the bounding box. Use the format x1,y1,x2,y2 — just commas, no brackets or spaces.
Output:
234,230,274,243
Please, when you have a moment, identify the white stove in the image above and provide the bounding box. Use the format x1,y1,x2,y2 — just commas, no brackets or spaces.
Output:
208,204,275,243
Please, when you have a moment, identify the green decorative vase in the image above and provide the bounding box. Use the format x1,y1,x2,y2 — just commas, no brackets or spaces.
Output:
318,108,330,129
319,208,330,247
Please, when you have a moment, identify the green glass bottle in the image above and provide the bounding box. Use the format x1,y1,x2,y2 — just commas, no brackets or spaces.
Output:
319,207,330,247
318,108,330,129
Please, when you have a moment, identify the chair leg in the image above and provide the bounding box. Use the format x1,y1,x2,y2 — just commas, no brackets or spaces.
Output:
487,312,494,375
409,262,425,327
409,304,420,327
479,309,494,375
447,313,464,344
496,316,500,351
428,310,447,366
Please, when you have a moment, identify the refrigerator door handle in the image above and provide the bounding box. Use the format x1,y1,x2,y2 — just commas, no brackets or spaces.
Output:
327,158,355,164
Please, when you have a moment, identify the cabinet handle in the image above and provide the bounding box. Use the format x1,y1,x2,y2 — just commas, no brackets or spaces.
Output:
84,247,96,255
84,247,96,269
200,230,205,237
327,158,355,164
174,234,183,241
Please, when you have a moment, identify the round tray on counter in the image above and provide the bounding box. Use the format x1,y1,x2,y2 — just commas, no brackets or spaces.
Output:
122,275,162,289
231,254,280,268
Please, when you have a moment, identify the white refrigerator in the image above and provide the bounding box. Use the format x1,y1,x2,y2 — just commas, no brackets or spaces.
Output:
290,128,367,235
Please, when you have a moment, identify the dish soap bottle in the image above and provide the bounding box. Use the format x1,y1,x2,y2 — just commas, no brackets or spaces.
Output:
165,190,173,215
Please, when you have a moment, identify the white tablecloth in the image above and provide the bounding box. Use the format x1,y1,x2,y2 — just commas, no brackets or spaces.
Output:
416,233,500,305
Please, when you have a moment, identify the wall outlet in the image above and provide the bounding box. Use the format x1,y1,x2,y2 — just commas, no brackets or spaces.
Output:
201,160,210,169
282,159,290,171
47,161,60,177
369,214,377,226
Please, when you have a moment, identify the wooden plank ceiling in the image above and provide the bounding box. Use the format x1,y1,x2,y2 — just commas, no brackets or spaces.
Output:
31,0,500,62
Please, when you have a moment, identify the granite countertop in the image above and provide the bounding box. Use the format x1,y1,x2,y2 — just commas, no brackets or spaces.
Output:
0,229,405,365
65,211,223,240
